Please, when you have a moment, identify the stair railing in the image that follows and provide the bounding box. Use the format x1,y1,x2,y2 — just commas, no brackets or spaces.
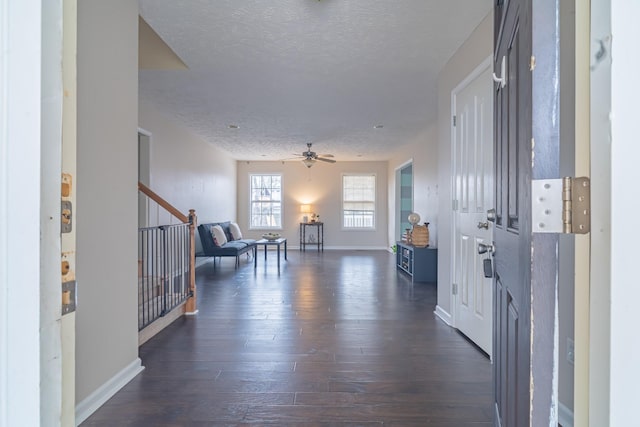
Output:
137,183,197,330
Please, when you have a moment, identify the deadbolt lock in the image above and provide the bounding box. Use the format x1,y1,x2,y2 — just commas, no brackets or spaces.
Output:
486,209,497,223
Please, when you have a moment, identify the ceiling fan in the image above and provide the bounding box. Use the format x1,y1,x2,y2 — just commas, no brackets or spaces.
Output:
294,143,336,168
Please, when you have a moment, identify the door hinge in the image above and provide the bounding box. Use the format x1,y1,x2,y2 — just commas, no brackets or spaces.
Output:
532,177,590,234
530,55,536,71
453,115,457,127
452,283,458,295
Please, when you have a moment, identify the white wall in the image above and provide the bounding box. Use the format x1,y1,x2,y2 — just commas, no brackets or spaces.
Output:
387,125,439,249
589,0,613,423
609,0,640,423
138,100,237,229
436,11,493,319
237,161,388,249
76,0,140,411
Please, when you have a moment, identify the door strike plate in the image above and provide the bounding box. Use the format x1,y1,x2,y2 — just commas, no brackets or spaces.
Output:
532,177,590,234
61,200,72,233
62,280,77,315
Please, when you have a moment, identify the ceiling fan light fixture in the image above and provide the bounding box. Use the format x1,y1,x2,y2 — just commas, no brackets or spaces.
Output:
302,158,316,168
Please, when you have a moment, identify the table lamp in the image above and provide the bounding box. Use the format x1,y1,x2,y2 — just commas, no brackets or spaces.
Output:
408,212,421,227
300,204,311,223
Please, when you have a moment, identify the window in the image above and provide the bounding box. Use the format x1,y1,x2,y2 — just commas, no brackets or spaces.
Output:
342,174,376,229
250,174,282,229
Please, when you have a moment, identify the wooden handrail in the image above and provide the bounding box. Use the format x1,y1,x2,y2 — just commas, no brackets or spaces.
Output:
138,182,189,223
138,182,197,314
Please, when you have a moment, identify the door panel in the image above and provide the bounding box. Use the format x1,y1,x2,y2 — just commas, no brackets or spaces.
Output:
493,0,561,424
493,0,530,425
506,293,519,427
507,25,520,232
453,64,494,356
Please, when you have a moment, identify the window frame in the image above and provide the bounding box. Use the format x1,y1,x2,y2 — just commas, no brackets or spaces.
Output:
248,173,283,230
341,173,377,231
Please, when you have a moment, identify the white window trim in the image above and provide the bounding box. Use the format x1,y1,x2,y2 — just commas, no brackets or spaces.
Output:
248,173,284,230
341,173,377,231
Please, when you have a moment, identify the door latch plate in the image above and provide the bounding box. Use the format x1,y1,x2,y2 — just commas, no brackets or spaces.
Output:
62,280,76,315
61,201,72,233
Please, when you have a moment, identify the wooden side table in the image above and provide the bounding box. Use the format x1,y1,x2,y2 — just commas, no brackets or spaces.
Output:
254,238,287,270
299,222,324,252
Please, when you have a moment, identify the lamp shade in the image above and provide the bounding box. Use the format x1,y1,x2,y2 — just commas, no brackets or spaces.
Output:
302,158,315,168
300,204,311,213
408,212,421,225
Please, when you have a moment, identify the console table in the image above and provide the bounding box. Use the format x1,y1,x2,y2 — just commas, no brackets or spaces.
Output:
299,222,324,252
396,241,437,282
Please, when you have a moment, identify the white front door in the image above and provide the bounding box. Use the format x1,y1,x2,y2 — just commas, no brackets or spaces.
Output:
452,60,493,357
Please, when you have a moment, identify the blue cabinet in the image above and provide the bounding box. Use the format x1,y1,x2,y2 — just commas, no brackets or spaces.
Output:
396,242,437,283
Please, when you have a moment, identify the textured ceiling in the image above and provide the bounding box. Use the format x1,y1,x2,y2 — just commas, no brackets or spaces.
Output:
138,0,492,161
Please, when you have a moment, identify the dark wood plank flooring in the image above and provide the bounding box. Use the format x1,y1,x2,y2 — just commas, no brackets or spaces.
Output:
82,250,492,426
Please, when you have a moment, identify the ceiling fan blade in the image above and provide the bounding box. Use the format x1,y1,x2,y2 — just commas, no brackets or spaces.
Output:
316,157,336,163
319,153,334,158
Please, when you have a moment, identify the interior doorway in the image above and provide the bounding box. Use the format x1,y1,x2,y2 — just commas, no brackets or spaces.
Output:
395,160,413,241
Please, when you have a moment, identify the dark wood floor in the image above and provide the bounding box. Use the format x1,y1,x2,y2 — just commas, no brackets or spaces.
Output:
82,250,492,426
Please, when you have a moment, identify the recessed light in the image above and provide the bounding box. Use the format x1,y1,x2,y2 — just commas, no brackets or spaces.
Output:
373,124,384,129
228,124,239,129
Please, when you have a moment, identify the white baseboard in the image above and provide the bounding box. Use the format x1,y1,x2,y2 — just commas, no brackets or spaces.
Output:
434,305,453,326
138,303,186,346
292,246,390,251
75,358,144,426
558,401,574,427
326,246,389,250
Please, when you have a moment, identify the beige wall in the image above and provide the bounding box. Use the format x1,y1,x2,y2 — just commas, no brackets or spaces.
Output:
237,161,389,249
436,11,493,320
75,2,241,416
387,125,440,249
138,100,237,227
76,0,139,405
